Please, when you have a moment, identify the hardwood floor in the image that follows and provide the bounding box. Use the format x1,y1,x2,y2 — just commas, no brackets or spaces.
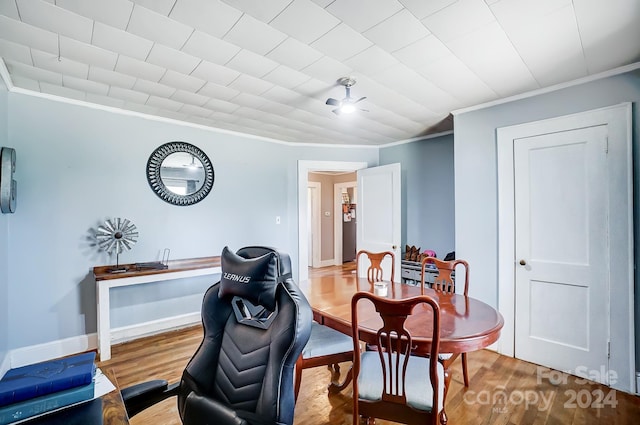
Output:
98,263,640,424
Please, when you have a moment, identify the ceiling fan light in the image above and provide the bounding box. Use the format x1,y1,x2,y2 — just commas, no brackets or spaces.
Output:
340,103,356,114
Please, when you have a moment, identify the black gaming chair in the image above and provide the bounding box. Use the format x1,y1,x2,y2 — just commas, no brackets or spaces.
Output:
121,246,313,425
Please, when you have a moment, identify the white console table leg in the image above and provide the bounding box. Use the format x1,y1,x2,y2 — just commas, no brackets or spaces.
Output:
97,281,111,361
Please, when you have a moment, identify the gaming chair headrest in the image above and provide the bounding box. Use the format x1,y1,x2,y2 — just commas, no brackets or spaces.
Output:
218,246,292,311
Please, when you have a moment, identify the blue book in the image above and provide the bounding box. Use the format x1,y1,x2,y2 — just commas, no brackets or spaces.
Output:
0,352,95,407
0,380,95,425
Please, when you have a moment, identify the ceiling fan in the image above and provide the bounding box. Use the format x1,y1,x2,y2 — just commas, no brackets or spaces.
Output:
326,77,368,115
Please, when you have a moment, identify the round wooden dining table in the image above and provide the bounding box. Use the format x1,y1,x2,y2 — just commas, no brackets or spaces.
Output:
298,274,504,355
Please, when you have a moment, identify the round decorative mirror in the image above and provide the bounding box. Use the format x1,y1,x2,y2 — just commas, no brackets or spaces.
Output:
147,142,214,206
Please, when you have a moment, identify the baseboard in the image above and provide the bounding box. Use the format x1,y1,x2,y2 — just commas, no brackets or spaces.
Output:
9,333,97,368
110,312,201,345
318,259,336,268
7,313,201,368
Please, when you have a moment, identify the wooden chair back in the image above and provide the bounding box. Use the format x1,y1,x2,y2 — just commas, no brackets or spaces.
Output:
351,292,442,425
356,250,395,283
421,257,469,296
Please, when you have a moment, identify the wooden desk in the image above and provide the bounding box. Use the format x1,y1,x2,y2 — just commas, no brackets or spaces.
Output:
23,368,129,425
94,256,221,361
298,275,503,355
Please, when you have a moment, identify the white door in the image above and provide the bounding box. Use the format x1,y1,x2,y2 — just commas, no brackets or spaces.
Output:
513,125,609,383
356,163,401,282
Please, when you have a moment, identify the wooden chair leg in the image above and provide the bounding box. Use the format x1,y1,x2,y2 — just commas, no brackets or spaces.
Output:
328,365,353,393
294,356,303,401
462,352,469,387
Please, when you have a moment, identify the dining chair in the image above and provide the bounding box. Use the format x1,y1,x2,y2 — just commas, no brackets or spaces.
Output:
421,256,471,387
351,292,446,425
294,260,360,399
356,250,395,283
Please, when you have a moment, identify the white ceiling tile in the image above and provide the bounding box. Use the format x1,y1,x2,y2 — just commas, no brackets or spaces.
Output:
170,0,241,38
160,69,206,92
0,15,58,54
146,95,184,111
17,0,93,43
399,0,457,20
205,97,240,114
311,23,372,61
31,49,89,78
231,93,267,109
60,36,118,70
489,0,572,27
0,0,20,19
262,65,311,89
364,9,430,53
254,98,295,116
56,0,134,30
345,45,399,75
374,63,458,113
496,4,587,86
40,81,86,100
266,37,323,70
85,92,126,108
115,55,166,81
411,54,497,105
446,21,539,96
220,0,291,22
326,0,404,32
226,49,279,78
301,55,353,84
133,79,176,97
9,75,40,91
311,0,333,8
171,89,209,106
123,101,159,115
228,74,274,95
92,22,153,61
261,85,302,104
179,103,213,117
89,66,136,89
574,0,640,73
190,60,239,86
108,85,150,103
181,30,241,65
5,60,62,85
270,0,340,44
146,44,201,75
127,4,193,50
197,82,239,100
130,0,176,16
0,39,32,64
422,0,496,42
293,78,331,99
224,13,287,55
62,74,109,95
393,35,451,67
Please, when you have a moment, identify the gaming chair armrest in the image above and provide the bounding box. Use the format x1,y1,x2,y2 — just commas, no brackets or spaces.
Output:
121,379,180,418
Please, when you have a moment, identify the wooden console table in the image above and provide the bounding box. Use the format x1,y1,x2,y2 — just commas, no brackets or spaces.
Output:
94,256,221,361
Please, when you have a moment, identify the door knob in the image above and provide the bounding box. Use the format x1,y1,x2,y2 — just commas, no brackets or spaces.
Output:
519,259,526,266
392,245,397,250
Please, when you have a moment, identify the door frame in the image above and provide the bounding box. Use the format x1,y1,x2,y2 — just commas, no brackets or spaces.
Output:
334,180,357,265
298,161,368,282
308,182,321,268
496,103,634,392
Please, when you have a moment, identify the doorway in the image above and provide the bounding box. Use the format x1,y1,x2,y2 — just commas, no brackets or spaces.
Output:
496,103,634,392
298,161,368,282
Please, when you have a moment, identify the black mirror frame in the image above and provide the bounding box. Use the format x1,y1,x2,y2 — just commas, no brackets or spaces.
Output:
146,141,214,206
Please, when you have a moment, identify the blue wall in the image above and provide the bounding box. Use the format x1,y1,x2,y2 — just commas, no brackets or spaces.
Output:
0,78,8,372
5,92,377,353
380,134,455,259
